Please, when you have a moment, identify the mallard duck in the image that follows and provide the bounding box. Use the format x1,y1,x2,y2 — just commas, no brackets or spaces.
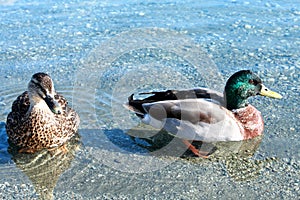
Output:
6,72,80,153
126,70,282,156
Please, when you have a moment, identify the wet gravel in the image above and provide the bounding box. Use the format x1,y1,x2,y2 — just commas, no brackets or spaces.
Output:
0,0,299,199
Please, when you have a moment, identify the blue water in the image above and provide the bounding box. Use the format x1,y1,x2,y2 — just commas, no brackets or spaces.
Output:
0,0,299,199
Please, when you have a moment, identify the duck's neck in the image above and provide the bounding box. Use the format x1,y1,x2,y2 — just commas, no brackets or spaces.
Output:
28,95,53,115
224,90,248,110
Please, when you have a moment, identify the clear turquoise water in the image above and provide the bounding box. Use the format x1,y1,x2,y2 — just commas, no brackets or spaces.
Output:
0,0,299,199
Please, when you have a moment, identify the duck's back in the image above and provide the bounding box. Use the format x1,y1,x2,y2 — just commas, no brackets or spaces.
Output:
128,88,224,117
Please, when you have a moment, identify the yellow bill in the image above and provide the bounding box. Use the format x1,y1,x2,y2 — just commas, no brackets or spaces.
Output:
259,84,283,99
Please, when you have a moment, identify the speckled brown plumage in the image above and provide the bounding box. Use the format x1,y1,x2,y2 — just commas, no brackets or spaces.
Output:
6,73,80,153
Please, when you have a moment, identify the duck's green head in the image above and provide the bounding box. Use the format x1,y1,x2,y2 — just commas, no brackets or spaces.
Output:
224,70,282,110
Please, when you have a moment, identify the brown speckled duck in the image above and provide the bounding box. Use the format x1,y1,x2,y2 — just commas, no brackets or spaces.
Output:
126,70,282,157
6,72,80,153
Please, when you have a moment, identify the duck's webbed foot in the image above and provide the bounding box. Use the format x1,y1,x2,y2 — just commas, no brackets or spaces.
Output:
182,140,210,158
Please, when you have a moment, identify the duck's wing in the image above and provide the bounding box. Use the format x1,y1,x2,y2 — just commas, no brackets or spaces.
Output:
141,99,243,142
11,91,30,115
141,88,224,104
127,88,225,117
7,91,30,125
6,91,30,145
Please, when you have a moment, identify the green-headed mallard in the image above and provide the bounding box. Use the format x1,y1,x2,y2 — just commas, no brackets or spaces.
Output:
126,70,282,156
6,72,80,153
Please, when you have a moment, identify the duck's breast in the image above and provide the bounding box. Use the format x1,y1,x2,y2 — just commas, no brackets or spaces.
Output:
233,105,264,140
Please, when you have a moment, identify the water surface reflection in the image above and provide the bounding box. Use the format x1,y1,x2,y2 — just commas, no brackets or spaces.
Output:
7,133,81,200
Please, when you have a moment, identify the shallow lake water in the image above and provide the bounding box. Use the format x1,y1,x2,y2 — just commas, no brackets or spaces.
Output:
0,0,299,199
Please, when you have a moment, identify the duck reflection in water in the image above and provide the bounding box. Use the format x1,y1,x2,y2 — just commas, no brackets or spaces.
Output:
125,125,274,182
8,133,81,200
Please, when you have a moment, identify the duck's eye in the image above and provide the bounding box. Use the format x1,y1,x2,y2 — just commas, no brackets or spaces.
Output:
248,79,259,85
